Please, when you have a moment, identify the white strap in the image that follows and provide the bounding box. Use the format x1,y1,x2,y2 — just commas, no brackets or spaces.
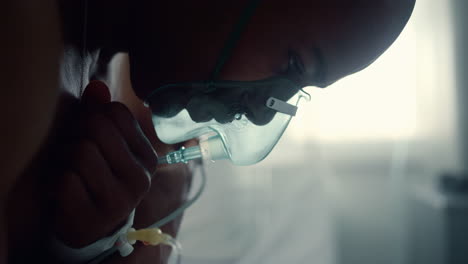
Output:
50,210,135,264
266,97,297,116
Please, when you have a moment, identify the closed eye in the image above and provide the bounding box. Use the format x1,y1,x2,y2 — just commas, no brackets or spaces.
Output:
287,50,305,76
282,50,307,87
287,46,328,88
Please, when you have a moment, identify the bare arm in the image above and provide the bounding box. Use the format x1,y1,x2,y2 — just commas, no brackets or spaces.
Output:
0,0,61,262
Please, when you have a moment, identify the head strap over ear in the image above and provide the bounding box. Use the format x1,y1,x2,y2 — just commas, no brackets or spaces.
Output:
209,0,263,81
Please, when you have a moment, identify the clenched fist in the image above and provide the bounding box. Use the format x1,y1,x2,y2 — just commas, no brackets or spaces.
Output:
54,81,158,248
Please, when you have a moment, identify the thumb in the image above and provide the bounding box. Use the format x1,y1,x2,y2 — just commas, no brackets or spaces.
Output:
81,80,111,108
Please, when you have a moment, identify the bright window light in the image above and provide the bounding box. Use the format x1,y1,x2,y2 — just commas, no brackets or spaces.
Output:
288,24,419,142
285,1,457,145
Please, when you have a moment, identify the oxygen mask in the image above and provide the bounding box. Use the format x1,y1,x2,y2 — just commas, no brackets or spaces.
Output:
148,78,310,166
144,0,311,166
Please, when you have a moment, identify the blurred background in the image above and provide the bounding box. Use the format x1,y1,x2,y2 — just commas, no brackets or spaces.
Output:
177,1,468,263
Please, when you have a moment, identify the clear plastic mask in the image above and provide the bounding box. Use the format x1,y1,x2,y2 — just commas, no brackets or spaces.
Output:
145,0,311,165
152,85,310,165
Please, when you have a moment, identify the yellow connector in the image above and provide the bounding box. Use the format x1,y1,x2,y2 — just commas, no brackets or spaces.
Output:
126,228,173,246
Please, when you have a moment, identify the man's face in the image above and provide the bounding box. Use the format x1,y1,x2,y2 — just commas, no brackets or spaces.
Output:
129,0,414,125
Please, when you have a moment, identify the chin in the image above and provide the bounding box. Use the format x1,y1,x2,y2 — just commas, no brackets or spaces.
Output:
246,110,277,126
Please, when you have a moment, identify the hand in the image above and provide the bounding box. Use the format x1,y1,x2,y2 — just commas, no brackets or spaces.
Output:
101,143,196,264
54,81,158,248
94,83,196,264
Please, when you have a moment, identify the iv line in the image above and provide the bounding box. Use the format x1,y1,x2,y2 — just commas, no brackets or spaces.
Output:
149,159,207,229
158,135,229,165
88,160,207,264
158,146,203,165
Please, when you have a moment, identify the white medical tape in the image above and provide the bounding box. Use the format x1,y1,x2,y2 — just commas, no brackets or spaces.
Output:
266,97,297,116
50,209,135,264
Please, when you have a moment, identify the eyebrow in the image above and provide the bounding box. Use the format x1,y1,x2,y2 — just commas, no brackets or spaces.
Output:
310,46,328,88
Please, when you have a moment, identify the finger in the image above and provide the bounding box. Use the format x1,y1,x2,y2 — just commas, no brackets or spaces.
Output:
82,113,151,207
103,102,158,176
81,80,111,108
56,170,96,222
134,162,193,230
72,139,133,220
55,170,100,247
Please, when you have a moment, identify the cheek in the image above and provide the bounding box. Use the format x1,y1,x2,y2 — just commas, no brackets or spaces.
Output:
217,28,288,81
129,54,157,101
220,51,286,81
130,45,220,102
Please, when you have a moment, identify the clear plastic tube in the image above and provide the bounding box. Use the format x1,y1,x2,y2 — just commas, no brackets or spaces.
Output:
165,237,182,264
88,162,206,264
157,136,229,165
158,146,203,164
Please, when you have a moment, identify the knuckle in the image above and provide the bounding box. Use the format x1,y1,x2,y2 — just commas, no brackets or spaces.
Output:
56,172,91,214
86,113,108,129
82,113,110,137
72,140,99,169
106,102,133,120
102,193,133,220
76,139,98,156
140,150,158,173
126,167,151,203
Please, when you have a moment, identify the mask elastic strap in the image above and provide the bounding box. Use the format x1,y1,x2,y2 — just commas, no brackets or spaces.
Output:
266,97,298,116
208,0,263,82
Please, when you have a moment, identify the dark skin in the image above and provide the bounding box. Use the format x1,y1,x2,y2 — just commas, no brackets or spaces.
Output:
7,1,192,263
104,53,197,263
2,1,61,263
4,0,415,263
7,71,194,264
130,0,416,124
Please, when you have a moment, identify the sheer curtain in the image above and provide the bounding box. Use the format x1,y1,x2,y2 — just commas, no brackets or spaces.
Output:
178,1,456,264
